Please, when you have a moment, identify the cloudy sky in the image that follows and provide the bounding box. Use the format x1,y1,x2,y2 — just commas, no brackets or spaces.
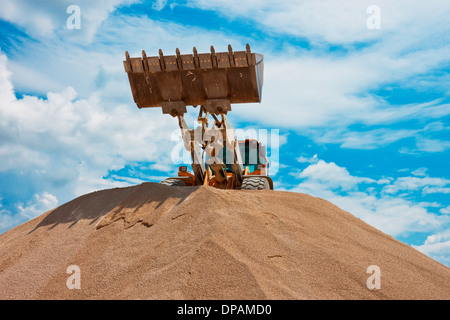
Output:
0,0,449,266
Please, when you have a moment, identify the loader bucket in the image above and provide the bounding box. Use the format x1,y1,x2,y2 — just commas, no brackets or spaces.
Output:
124,44,264,115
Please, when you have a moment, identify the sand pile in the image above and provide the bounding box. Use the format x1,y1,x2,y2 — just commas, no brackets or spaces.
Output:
0,182,449,300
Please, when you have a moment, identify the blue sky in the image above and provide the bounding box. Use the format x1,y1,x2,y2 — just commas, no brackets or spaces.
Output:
0,0,449,266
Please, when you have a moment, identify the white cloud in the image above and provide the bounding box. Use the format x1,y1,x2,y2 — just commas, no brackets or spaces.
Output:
0,209,22,235
422,187,450,195
0,0,140,41
5,12,246,99
188,0,450,46
298,160,376,191
17,192,58,219
313,128,418,149
0,53,15,102
411,168,428,177
413,230,450,267
297,154,318,164
416,138,450,153
0,1,56,36
148,162,175,173
152,0,167,11
383,176,450,195
189,0,378,44
0,192,58,234
291,157,450,238
440,206,450,215
0,51,178,203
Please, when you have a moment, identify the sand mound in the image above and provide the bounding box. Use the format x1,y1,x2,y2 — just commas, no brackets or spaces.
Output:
0,182,449,300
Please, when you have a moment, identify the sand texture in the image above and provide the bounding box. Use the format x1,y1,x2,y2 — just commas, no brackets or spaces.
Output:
0,182,449,300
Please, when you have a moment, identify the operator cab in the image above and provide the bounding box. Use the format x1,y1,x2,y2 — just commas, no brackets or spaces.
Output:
223,139,269,175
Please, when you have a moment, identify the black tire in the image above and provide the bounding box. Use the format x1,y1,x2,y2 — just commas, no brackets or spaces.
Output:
240,177,270,190
159,179,186,186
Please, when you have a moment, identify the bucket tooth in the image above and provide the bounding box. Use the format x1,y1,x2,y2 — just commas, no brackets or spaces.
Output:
159,49,166,70
193,47,200,68
211,45,218,68
142,50,149,71
176,48,182,69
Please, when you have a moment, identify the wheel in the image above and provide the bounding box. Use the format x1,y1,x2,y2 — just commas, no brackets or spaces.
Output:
240,177,270,190
159,179,186,186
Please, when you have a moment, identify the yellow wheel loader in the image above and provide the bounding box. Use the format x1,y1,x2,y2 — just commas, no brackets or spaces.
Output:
123,44,273,190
